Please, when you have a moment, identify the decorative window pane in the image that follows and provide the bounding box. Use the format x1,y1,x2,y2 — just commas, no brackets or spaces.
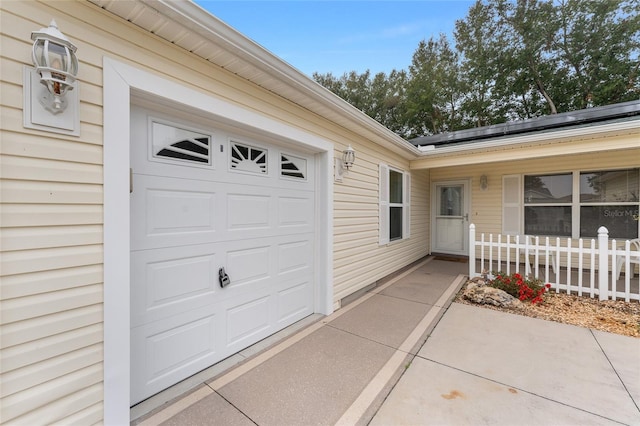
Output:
389,169,405,241
439,187,462,216
390,206,403,241
524,206,572,236
152,121,210,164
524,174,572,203
580,169,639,203
389,170,403,203
580,205,639,238
230,142,267,174
281,154,306,179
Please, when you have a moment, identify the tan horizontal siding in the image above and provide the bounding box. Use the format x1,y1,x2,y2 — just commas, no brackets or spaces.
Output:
1,364,103,423
1,344,102,398
0,155,102,184
1,132,103,165
1,284,102,323
0,322,103,374
4,385,103,426
1,204,102,227
1,180,102,204
1,245,102,276
1,225,102,251
0,304,103,348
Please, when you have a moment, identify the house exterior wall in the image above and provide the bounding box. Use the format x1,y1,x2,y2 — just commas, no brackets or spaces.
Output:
334,155,429,301
0,1,429,423
429,147,640,237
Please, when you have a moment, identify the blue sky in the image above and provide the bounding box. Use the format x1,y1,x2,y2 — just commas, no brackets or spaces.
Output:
194,1,475,77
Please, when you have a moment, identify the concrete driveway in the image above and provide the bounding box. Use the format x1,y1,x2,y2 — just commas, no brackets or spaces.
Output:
371,303,640,426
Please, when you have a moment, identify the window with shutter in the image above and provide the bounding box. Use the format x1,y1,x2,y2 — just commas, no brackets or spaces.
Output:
379,164,411,245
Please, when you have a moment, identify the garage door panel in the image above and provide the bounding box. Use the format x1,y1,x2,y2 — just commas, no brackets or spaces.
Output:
131,309,219,403
278,238,313,275
225,245,271,288
131,244,219,327
225,295,271,348
132,175,219,250
278,195,314,228
277,279,313,325
226,193,271,230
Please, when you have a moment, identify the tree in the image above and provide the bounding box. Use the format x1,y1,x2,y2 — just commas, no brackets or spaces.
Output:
404,34,463,137
314,0,640,137
454,0,504,126
555,0,640,109
312,69,410,135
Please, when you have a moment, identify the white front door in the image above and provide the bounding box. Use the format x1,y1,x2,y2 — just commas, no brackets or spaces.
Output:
129,106,316,404
432,180,470,255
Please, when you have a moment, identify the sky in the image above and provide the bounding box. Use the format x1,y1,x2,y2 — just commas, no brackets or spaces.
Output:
194,1,475,77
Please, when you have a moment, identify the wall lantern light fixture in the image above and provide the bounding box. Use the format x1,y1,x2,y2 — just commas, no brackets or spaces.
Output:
24,19,80,135
480,174,489,191
31,19,78,113
334,144,356,182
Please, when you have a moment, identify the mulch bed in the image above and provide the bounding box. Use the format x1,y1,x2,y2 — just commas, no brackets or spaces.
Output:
455,280,640,338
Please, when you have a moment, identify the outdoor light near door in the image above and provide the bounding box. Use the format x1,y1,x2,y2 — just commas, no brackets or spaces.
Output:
335,144,356,182
480,174,489,191
31,19,78,112
24,19,80,135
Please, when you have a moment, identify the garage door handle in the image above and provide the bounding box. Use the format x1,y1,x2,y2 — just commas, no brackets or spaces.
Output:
219,267,231,288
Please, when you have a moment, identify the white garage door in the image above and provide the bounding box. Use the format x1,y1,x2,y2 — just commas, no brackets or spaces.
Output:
130,106,316,404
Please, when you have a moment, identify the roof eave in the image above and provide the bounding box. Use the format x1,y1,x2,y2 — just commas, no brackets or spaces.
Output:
99,0,420,159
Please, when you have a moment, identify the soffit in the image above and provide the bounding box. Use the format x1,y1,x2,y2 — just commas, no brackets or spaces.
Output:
86,0,419,159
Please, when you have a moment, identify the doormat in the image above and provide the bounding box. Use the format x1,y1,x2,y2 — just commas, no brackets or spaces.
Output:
434,256,468,263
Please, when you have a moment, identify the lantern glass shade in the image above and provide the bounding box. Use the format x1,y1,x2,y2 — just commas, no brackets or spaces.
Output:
343,145,356,169
31,20,78,101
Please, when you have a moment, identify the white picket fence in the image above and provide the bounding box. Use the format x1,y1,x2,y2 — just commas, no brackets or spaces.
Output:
469,224,640,302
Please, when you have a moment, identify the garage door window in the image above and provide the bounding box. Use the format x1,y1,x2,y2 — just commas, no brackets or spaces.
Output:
231,141,268,174
281,154,307,180
152,121,211,165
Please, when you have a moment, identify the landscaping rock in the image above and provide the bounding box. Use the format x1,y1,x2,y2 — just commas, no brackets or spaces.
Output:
463,280,523,309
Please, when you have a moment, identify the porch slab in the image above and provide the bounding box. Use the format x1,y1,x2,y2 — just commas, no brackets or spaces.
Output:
423,258,470,276
378,271,459,306
215,325,394,426
417,303,640,425
370,357,621,426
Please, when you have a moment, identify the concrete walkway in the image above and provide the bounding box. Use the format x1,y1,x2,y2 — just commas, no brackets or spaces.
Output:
372,303,640,425
132,257,640,425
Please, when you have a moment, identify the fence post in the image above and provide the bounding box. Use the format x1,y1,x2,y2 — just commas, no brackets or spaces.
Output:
469,224,476,278
598,226,609,301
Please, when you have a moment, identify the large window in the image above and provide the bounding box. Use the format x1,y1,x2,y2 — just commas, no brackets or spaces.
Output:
379,164,411,245
524,174,572,236
520,169,639,239
579,169,639,238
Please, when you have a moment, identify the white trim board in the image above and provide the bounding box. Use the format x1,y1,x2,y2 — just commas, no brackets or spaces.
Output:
103,58,333,425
